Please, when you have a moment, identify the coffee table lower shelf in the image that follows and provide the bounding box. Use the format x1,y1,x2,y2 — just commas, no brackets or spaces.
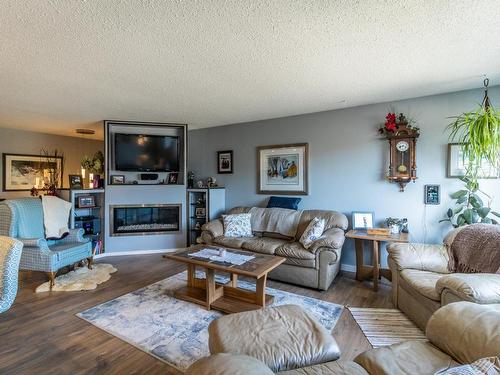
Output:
173,284,274,314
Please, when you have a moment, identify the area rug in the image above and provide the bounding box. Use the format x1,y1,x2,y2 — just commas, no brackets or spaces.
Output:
77,271,343,371
36,264,117,293
348,307,427,347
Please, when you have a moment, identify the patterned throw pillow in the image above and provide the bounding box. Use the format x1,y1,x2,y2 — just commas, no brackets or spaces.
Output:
435,357,500,374
299,217,326,250
222,213,253,238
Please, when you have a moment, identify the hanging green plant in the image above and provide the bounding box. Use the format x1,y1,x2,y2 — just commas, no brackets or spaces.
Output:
446,79,500,182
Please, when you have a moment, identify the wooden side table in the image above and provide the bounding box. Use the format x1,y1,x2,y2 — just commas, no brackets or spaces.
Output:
346,229,409,291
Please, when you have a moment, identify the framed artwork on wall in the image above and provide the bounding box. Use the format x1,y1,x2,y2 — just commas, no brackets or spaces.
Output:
2,153,63,191
424,184,440,205
447,143,499,178
257,143,308,195
217,150,233,174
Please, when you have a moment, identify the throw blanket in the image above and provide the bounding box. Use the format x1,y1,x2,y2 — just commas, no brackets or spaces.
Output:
249,207,302,238
447,224,500,274
41,196,71,240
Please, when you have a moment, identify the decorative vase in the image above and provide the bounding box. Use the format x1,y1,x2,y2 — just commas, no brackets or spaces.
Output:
93,174,100,189
390,224,400,234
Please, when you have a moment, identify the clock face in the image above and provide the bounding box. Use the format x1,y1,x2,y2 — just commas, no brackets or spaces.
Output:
396,140,409,152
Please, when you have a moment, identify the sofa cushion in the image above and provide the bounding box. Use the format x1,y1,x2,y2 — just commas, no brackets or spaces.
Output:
185,353,274,375
277,360,368,375
400,269,443,301
213,236,245,249
284,257,316,268
276,242,316,260
426,302,500,365
208,304,341,372
241,237,289,255
435,273,500,304
355,340,458,375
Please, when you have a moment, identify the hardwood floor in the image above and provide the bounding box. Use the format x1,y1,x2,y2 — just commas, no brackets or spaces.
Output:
0,255,393,374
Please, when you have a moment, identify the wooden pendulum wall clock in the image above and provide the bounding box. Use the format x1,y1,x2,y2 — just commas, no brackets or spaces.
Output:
383,113,419,191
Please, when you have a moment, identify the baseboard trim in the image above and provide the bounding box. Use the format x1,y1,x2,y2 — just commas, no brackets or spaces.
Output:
94,249,177,259
340,263,356,273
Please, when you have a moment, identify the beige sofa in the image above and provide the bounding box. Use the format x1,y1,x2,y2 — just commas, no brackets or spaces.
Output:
200,207,348,290
186,302,500,374
387,228,500,330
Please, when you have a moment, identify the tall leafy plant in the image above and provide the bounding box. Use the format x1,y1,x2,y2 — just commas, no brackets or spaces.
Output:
442,79,499,227
440,177,499,227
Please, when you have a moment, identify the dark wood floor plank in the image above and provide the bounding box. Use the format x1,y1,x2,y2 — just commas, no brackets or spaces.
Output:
0,255,392,374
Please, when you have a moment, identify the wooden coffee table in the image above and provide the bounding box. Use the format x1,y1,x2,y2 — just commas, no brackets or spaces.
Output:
166,245,285,314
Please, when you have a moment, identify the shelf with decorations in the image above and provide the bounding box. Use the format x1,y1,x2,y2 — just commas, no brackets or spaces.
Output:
186,187,225,246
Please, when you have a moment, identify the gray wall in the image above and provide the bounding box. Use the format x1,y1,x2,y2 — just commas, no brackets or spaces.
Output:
189,87,500,268
0,127,103,199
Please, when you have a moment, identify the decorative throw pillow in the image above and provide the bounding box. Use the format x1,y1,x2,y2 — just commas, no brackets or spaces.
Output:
299,217,326,250
222,213,253,238
266,196,302,210
435,357,500,374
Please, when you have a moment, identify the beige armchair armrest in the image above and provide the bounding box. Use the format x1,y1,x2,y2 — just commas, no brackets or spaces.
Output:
309,228,345,253
201,219,224,244
426,301,500,364
436,273,500,304
387,243,449,273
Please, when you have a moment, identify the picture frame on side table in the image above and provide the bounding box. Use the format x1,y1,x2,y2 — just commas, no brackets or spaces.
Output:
217,150,233,174
69,174,83,189
352,211,374,230
447,143,499,178
2,153,63,191
257,143,308,195
424,184,440,205
77,195,96,208
110,175,125,185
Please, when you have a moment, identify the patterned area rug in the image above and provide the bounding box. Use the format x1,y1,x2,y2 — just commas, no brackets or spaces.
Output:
348,307,427,347
77,271,343,371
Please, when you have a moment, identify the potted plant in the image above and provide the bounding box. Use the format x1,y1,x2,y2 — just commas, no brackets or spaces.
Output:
442,78,500,226
81,151,104,188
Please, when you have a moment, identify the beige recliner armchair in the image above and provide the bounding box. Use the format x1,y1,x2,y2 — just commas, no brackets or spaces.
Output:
387,227,500,330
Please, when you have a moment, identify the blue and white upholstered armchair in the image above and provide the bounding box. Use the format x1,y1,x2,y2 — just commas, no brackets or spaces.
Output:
0,236,23,313
0,198,93,289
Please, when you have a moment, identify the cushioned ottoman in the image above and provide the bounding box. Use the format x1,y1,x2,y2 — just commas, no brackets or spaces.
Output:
208,304,341,372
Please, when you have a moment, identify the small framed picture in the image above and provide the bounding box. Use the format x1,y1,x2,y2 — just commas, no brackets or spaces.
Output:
68,174,83,189
110,175,125,184
352,211,374,230
195,207,206,218
217,150,233,174
424,184,440,205
168,172,179,184
77,195,96,208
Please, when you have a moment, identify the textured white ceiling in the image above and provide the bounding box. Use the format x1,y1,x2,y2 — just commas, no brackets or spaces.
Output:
1,1,500,139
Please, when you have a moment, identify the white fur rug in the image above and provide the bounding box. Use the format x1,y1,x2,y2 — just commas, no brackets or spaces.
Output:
36,264,117,293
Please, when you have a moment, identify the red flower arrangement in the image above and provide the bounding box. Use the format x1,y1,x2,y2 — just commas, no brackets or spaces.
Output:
379,112,419,136
384,113,397,132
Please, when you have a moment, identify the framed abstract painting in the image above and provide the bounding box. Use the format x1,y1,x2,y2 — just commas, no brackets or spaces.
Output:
257,143,308,195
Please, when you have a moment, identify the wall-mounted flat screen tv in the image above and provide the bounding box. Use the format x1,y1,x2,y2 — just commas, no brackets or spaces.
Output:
114,133,180,172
